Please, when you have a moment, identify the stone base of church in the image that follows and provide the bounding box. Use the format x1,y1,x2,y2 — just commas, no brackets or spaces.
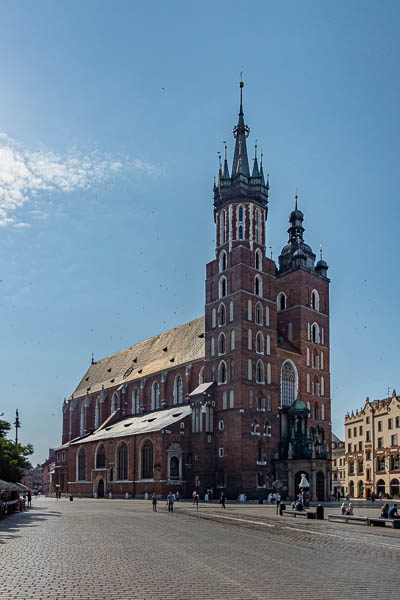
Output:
274,458,330,501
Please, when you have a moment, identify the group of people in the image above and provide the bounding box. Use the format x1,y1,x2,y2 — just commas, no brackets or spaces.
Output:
381,503,399,519
150,490,227,512
340,502,354,515
268,492,281,504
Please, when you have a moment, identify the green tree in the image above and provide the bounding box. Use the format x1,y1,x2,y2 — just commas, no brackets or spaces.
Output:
0,419,33,482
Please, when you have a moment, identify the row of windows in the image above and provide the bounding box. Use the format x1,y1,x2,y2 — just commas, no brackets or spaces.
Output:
211,300,273,329
306,374,326,397
218,206,263,247
79,375,185,435
219,247,264,273
277,289,321,312
77,440,168,482
349,454,400,474
218,274,263,299
306,348,325,369
347,417,400,440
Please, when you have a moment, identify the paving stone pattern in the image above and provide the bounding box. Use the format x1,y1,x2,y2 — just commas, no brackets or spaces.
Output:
1,498,400,600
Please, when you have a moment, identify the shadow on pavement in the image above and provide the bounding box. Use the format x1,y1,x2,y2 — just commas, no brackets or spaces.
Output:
0,505,61,544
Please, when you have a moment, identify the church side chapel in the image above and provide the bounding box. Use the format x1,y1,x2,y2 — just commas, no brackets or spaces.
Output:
54,81,331,501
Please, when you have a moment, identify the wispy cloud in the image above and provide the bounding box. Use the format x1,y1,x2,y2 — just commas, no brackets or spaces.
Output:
0,133,163,228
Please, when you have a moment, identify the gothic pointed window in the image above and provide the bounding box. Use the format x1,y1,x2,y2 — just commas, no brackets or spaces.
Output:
248,299,252,320
151,381,159,410
219,276,227,298
255,208,262,244
230,329,235,350
256,360,264,383
266,335,271,355
238,205,244,222
267,362,271,384
249,389,254,408
132,388,139,414
255,275,262,297
141,440,153,479
311,289,320,311
212,308,216,328
255,248,262,271
210,336,215,356
230,360,235,382
77,447,86,481
111,392,118,413
173,375,183,405
117,442,128,480
222,391,227,409
218,332,226,355
218,303,226,326
248,329,252,350
239,225,244,239
219,250,227,272
80,404,85,436
96,444,105,469
94,397,100,429
248,359,253,380
229,390,235,408
229,301,234,321
277,292,287,311
218,361,227,384
256,331,264,354
255,302,263,325
280,360,297,407
311,323,320,343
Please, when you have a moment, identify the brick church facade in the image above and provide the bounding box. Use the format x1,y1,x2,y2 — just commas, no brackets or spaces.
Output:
54,82,332,501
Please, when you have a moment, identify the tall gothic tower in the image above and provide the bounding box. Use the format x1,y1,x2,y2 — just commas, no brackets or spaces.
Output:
204,81,331,500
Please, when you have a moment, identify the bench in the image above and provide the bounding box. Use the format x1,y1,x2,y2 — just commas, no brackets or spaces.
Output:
368,518,400,529
282,510,315,519
328,514,369,525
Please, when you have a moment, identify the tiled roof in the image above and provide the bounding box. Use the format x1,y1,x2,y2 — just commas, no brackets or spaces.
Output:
70,317,205,400
71,405,192,444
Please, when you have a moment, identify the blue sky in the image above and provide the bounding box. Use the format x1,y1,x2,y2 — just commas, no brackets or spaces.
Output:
0,1,399,463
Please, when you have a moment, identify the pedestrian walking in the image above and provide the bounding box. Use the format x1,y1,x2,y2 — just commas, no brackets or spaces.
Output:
152,493,157,512
192,490,197,505
220,493,226,509
167,491,174,513
176,491,180,502
195,493,199,510
276,492,281,514
27,491,32,507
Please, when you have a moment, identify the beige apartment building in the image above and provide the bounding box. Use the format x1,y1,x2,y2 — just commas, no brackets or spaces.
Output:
344,392,400,499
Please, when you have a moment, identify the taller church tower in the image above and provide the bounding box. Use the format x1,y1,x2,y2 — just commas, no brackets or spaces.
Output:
204,81,331,500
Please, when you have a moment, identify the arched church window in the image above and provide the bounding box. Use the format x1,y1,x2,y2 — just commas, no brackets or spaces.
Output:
229,390,235,408
229,300,234,321
218,361,227,384
248,329,252,350
266,335,271,355
255,275,262,297
173,375,183,405
255,248,262,271
256,331,264,354
248,299,252,320
117,442,128,480
230,329,235,350
238,205,244,222
230,360,235,382
311,289,320,311
96,444,105,469
238,225,244,240
281,361,297,407
255,302,263,325
277,292,287,311
111,392,118,413
265,305,270,326
170,456,180,479
256,360,264,383
151,381,159,410
255,208,262,243
141,440,153,479
77,447,86,481
218,332,226,355
94,397,100,429
218,303,226,326
219,250,227,272
219,276,227,298
311,323,320,343
132,388,139,414
212,308,216,328
248,359,253,380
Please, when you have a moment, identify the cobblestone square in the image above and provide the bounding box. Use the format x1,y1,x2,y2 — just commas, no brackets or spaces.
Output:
1,498,400,600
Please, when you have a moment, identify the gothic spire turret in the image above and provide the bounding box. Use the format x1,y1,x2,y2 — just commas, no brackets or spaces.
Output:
231,79,250,177
222,143,230,179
